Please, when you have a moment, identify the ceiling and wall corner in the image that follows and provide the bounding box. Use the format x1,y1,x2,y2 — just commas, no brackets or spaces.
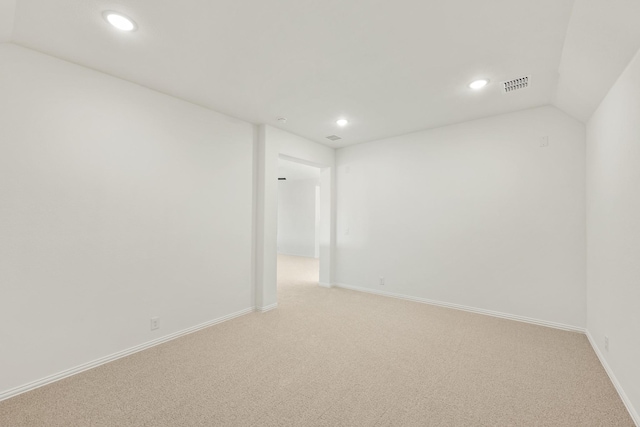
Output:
0,0,16,42
554,0,640,122
335,106,587,329
0,43,256,395
9,0,575,147
5,0,640,147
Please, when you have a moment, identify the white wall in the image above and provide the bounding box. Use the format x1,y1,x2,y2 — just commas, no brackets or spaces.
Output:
586,47,640,423
0,44,255,395
336,106,586,329
255,126,335,308
278,179,318,258
0,2,16,42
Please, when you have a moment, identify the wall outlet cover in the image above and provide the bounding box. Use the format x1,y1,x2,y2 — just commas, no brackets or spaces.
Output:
540,136,549,147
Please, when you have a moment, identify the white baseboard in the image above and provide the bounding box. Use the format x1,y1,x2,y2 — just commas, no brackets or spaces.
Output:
586,331,639,426
333,283,637,423
257,303,278,313
333,283,585,333
0,306,255,403
318,282,332,288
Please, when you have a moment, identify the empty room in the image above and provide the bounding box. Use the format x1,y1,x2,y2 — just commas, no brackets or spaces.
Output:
1,0,639,426
277,157,323,297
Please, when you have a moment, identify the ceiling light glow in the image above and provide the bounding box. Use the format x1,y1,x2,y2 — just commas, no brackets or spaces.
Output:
103,11,137,31
336,119,349,127
469,79,489,90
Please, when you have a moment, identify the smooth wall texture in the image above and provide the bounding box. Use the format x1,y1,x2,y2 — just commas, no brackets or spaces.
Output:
0,2,15,42
278,179,318,258
586,47,640,421
336,106,586,328
255,125,335,308
0,44,254,394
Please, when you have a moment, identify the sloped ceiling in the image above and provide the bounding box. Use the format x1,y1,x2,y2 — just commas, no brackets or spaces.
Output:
9,0,574,146
0,0,16,42
4,0,640,145
554,0,640,122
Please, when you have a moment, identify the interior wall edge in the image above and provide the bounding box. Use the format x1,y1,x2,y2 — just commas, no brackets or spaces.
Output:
256,303,278,313
586,331,640,426
335,105,586,329
333,283,585,334
0,306,256,403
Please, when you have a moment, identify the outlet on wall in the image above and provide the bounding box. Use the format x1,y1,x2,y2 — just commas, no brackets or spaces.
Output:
604,336,609,352
150,317,160,331
540,135,549,147
379,276,385,286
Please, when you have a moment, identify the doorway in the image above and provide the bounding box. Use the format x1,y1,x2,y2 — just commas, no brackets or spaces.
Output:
276,158,321,291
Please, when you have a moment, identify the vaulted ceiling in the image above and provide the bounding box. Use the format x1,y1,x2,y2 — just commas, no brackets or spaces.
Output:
2,0,640,146
554,0,640,122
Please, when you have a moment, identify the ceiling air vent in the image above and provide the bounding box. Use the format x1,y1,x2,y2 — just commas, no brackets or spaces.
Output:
502,76,530,94
326,135,342,141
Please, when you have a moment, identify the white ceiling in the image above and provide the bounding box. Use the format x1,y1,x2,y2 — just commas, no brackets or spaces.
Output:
4,0,640,146
554,0,640,121
8,0,575,147
278,158,320,182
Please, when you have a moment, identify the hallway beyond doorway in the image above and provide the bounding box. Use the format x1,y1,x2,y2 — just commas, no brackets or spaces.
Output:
277,254,319,292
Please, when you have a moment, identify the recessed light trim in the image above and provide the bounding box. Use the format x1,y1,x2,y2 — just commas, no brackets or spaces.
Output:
103,11,137,32
469,79,489,90
336,119,349,127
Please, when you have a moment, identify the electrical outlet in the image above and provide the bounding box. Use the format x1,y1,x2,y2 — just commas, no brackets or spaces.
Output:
379,276,385,286
150,317,160,331
540,136,549,147
604,336,609,352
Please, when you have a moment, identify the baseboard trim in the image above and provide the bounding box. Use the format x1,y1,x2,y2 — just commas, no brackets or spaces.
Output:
257,303,278,313
318,282,332,288
0,306,255,403
586,331,639,426
333,283,585,333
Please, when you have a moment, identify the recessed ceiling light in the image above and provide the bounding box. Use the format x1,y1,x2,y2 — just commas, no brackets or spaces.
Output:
469,79,489,90
103,11,137,32
336,119,349,127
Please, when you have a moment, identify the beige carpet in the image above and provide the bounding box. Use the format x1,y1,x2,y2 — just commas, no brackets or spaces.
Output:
0,254,633,426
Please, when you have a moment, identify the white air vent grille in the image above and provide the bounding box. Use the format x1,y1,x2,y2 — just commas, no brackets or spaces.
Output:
326,135,342,141
502,76,530,94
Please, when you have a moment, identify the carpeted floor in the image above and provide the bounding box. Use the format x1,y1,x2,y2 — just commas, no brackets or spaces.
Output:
0,255,633,426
